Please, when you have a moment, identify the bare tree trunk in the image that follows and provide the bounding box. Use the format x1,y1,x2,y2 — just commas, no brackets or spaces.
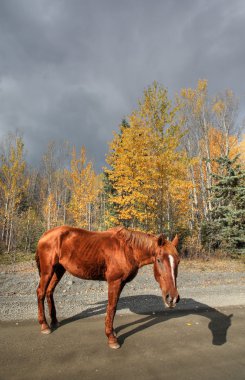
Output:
203,139,213,212
198,156,208,219
202,108,213,213
189,166,198,208
2,198,9,240
88,202,91,231
188,164,199,229
166,192,171,234
47,194,51,230
63,188,67,224
24,208,30,252
7,212,13,254
158,175,165,233
224,126,230,157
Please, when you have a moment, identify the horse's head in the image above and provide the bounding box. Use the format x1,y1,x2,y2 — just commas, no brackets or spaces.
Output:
153,234,180,309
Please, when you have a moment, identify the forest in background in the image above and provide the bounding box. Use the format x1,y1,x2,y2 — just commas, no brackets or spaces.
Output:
0,79,244,261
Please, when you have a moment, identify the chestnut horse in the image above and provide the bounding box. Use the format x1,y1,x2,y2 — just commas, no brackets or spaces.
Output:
36,226,180,349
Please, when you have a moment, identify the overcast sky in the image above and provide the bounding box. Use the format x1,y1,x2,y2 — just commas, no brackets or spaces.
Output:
0,0,244,170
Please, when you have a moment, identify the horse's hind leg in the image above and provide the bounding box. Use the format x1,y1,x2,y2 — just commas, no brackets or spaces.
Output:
46,264,66,329
37,269,54,334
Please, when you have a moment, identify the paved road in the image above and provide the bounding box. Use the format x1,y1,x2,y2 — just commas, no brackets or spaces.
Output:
1,305,244,380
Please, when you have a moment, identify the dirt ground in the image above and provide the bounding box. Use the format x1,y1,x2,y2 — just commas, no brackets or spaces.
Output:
0,258,245,321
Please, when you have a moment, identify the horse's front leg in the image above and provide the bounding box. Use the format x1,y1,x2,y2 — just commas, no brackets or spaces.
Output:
105,279,124,349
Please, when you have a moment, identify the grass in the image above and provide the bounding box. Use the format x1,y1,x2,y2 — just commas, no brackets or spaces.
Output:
0,251,35,266
180,257,245,272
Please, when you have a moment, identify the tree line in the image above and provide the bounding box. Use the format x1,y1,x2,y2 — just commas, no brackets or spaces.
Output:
0,79,244,259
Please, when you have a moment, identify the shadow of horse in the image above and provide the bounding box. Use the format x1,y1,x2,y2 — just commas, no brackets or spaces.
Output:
59,295,233,347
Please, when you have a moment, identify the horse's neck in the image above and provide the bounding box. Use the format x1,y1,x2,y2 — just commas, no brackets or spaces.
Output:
134,247,155,268
121,229,156,268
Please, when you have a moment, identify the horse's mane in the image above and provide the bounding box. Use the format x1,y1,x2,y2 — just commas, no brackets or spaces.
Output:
108,226,156,252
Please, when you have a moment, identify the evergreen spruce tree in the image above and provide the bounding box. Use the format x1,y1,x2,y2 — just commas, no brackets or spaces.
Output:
202,155,245,256
101,171,120,228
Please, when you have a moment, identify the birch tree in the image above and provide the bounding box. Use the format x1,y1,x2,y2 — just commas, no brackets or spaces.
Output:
178,80,213,217
41,141,69,229
0,133,28,252
65,146,100,229
212,89,239,157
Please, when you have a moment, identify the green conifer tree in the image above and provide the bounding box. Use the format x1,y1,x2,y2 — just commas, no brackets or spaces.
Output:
202,155,245,256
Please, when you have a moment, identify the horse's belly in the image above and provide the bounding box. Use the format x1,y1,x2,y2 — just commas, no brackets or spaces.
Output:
60,259,106,281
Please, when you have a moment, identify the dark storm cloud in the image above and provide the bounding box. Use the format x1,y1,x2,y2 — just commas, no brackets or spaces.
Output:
0,0,244,170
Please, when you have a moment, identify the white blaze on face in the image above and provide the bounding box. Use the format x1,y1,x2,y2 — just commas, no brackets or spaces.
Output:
168,255,175,286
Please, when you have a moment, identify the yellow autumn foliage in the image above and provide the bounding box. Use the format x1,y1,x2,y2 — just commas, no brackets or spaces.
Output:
65,146,100,228
106,82,192,233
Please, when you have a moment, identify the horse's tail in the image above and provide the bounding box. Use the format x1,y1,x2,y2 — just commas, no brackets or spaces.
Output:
35,249,41,277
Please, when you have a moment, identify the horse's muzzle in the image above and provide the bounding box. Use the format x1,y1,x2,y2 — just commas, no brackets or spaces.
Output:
164,293,180,308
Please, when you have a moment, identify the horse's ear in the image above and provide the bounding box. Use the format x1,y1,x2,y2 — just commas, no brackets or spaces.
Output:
158,234,167,246
172,234,179,247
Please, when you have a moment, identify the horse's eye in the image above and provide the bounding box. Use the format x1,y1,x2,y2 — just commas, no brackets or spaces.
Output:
157,258,161,263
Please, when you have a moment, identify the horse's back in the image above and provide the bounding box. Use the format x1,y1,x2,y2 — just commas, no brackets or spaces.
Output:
36,226,123,280
36,226,139,282
37,226,97,259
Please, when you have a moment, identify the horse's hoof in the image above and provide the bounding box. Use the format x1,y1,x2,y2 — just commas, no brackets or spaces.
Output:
41,327,51,335
108,341,120,349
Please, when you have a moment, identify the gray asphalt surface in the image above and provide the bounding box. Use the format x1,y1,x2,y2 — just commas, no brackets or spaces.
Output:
0,306,244,380
0,261,245,380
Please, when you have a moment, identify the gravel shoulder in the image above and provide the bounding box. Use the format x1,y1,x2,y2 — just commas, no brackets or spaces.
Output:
0,260,244,321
